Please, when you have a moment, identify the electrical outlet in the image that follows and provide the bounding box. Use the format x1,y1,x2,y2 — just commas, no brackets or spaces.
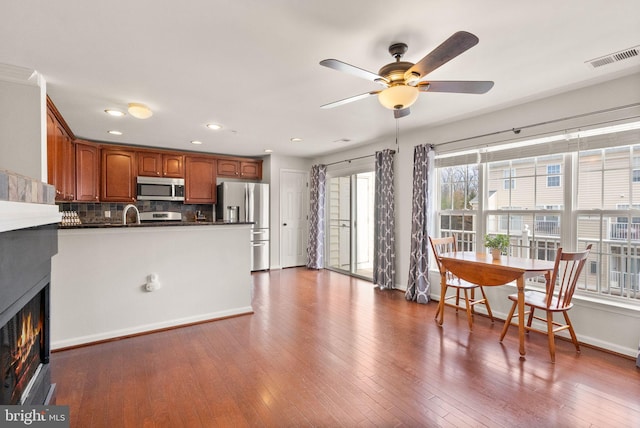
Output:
105,211,111,218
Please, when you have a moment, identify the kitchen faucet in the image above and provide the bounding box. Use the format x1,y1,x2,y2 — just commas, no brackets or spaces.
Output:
122,204,140,225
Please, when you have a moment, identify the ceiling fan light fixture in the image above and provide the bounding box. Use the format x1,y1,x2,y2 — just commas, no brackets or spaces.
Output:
404,71,421,86
127,103,153,119
378,85,419,110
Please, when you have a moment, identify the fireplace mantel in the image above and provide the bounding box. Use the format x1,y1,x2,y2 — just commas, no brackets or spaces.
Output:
0,200,61,233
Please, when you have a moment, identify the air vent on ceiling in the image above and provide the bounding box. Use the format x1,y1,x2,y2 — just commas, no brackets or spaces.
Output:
586,46,639,68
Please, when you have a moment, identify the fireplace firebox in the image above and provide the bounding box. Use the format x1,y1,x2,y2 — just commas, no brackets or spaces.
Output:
0,224,57,405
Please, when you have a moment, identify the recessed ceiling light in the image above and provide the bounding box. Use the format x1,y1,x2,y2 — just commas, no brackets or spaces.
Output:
206,123,222,130
108,130,122,135
290,137,303,142
104,109,125,117
264,149,273,153
191,140,203,145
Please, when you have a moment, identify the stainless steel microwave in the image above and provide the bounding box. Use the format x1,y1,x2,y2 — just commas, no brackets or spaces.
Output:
136,176,185,201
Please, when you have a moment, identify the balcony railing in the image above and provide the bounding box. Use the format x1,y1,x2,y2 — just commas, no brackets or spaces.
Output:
534,220,560,236
610,222,640,241
610,270,640,294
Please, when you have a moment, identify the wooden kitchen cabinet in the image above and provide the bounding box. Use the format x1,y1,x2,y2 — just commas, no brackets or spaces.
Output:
217,158,240,177
162,153,184,177
101,148,136,202
240,159,262,180
46,99,75,201
217,158,262,180
185,156,216,204
138,151,184,178
75,141,100,202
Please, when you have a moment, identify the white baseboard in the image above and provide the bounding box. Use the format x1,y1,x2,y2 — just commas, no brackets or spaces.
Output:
51,306,253,350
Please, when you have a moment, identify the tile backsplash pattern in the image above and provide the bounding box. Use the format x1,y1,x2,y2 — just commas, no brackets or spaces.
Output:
0,170,56,204
57,201,214,224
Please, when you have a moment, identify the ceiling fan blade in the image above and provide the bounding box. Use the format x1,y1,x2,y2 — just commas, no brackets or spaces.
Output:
320,91,380,109
406,31,479,79
394,108,410,119
418,81,494,94
320,59,388,84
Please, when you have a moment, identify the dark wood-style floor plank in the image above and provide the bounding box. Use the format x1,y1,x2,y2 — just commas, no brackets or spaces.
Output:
52,268,640,427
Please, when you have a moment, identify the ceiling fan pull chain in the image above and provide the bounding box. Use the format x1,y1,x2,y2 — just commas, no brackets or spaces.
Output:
395,119,400,153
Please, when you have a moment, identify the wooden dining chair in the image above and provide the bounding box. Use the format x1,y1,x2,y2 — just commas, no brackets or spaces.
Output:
429,236,494,330
499,244,592,362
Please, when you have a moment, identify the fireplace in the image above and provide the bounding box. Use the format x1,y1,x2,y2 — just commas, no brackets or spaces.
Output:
0,224,57,405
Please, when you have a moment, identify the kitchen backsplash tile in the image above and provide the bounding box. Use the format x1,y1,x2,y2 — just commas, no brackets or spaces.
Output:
57,201,214,224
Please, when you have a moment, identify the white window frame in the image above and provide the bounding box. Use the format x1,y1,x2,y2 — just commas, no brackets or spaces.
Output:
547,164,561,187
503,168,516,190
434,120,640,305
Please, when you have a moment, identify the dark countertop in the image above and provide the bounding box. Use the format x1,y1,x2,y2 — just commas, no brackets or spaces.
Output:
59,221,254,229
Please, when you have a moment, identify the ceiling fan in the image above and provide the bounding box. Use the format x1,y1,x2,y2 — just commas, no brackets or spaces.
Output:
320,31,494,118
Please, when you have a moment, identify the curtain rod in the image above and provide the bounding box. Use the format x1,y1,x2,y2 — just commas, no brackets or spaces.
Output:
436,102,640,149
325,149,396,167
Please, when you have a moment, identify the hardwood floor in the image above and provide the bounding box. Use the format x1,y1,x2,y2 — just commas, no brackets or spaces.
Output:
52,268,640,427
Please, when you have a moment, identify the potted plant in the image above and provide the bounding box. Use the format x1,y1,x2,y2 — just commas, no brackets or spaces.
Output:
484,234,510,260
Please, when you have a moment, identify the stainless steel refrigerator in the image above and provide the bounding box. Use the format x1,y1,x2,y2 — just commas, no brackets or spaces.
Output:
216,182,269,271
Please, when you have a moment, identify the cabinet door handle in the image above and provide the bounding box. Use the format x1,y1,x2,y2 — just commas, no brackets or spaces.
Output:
283,223,287,226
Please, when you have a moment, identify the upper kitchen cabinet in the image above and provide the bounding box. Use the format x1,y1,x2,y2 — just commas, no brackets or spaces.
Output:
240,159,262,180
138,151,184,178
185,156,216,204
75,140,100,202
101,148,136,202
217,158,262,180
46,98,75,201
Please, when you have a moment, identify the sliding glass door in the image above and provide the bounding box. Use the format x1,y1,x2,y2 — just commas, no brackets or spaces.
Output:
327,171,374,279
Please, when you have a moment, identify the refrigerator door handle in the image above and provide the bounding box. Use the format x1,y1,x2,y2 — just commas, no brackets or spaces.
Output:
247,185,254,223
244,186,248,222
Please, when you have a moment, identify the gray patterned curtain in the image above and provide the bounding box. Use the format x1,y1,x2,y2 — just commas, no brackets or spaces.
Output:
406,144,434,303
373,149,396,289
307,164,326,269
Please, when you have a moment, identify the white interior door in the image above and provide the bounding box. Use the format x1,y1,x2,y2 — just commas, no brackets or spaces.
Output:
280,170,308,268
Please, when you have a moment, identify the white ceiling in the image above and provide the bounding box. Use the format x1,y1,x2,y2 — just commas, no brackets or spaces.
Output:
1,1,639,159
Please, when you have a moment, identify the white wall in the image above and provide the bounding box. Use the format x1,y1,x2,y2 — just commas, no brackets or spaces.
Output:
0,65,47,181
51,225,253,349
312,72,640,357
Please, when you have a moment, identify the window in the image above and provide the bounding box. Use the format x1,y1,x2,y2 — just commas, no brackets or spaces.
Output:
633,156,640,182
438,164,478,250
435,120,640,303
503,168,516,190
547,164,561,187
498,209,523,232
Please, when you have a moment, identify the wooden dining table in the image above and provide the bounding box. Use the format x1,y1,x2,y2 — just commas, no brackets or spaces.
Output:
438,251,556,358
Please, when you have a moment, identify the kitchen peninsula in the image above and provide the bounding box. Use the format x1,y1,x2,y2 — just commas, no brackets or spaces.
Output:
51,222,253,349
